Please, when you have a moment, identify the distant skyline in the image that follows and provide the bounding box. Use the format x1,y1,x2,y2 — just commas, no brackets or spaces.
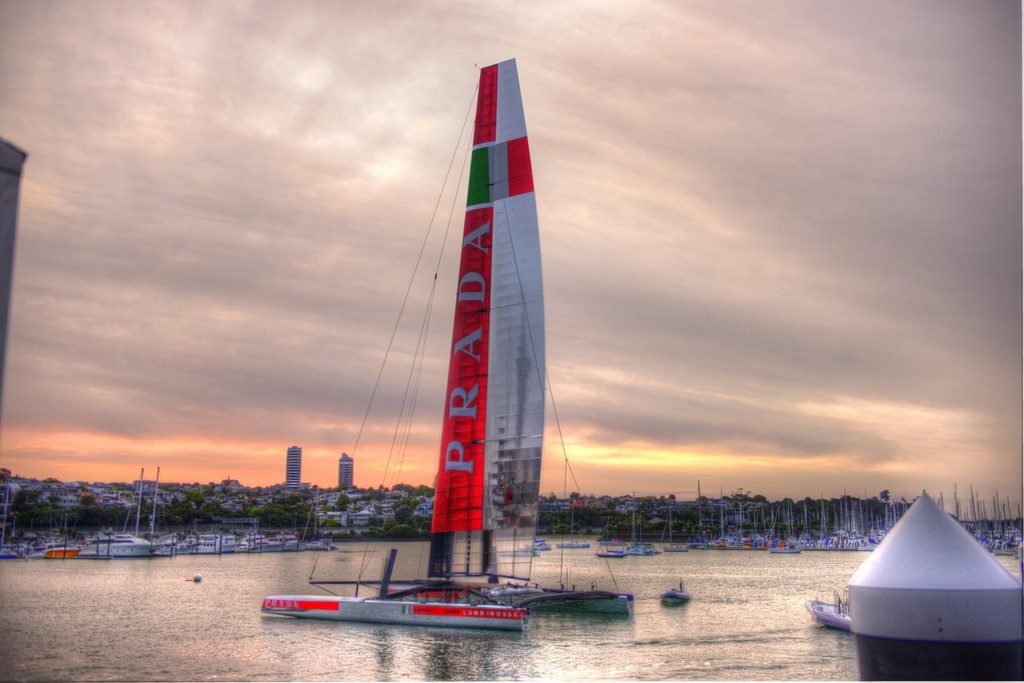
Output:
0,1,1020,506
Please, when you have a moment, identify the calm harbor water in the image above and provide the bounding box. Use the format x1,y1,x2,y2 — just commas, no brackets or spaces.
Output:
1,540,1020,681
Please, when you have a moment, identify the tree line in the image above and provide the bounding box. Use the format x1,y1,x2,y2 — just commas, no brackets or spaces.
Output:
5,481,938,541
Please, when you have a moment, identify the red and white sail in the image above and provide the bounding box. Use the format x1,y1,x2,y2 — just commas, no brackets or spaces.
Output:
429,59,544,581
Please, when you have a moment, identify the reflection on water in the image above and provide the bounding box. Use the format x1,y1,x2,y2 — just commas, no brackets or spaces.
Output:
0,542,1018,681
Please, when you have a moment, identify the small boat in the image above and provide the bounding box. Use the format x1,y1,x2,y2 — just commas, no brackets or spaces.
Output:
42,541,80,558
624,542,660,556
236,534,283,553
23,538,81,559
533,539,552,551
805,592,851,631
304,538,336,551
769,544,802,554
595,549,626,558
193,533,237,554
152,534,190,556
0,547,20,560
555,541,590,549
660,580,691,605
276,533,305,552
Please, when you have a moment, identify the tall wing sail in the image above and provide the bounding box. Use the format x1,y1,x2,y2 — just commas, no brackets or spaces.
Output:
429,60,544,581
0,139,27,423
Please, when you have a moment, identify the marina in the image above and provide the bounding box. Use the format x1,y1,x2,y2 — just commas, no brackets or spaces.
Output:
1,540,1019,681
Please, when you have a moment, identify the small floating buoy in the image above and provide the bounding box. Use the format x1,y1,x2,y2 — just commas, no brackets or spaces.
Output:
192,574,202,583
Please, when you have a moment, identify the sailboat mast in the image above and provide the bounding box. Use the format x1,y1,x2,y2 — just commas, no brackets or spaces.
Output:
149,466,160,540
133,468,144,535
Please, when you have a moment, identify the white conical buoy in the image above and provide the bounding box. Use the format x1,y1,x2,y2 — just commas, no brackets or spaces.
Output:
848,492,1022,680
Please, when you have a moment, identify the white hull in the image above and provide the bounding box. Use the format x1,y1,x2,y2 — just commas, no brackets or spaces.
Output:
78,534,153,558
193,534,238,554
262,595,527,631
805,599,851,631
235,542,283,553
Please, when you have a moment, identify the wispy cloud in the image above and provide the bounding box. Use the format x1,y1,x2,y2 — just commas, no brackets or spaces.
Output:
0,0,1018,503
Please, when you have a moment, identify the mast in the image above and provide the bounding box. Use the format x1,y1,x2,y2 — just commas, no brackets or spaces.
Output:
429,59,543,581
696,480,703,541
133,468,144,535
149,467,160,540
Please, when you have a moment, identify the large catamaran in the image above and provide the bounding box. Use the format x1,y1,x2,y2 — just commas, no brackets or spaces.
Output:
262,59,632,631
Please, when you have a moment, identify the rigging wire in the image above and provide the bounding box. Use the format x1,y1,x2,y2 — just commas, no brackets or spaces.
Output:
383,125,475,489
327,80,477,587
494,196,584,587
349,84,478,469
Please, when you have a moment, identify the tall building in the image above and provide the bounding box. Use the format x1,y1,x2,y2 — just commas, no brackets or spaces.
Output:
337,453,354,488
285,445,302,488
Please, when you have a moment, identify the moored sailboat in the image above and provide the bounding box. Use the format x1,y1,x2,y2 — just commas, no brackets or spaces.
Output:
262,59,632,630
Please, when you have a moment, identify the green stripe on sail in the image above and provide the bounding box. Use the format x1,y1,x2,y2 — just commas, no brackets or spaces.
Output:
467,147,491,206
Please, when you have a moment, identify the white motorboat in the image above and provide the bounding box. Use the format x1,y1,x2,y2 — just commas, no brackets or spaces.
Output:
236,534,283,553
193,533,238,554
152,534,191,556
304,538,336,551
78,533,154,558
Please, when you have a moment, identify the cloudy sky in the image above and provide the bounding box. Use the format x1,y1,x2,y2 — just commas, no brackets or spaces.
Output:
0,0,1019,506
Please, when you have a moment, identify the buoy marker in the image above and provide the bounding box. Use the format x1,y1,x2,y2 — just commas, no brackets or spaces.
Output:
848,491,1022,680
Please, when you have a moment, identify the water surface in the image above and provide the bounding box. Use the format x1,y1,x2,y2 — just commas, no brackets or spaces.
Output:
2,541,1018,681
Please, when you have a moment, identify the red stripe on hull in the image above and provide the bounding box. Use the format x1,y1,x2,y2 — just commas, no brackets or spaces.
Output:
263,598,339,612
411,604,526,621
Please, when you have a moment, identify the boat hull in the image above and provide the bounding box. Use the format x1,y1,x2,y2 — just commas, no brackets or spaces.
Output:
660,590,691,605
805,599,851,631
77,535,154,558
261,595,527,631
516,592,633,615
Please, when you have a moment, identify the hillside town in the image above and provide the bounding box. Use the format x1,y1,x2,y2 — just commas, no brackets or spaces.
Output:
2,469,1019,555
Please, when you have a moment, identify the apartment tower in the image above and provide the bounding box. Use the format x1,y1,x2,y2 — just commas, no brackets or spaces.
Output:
285,445,302,488
337,453,354,488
